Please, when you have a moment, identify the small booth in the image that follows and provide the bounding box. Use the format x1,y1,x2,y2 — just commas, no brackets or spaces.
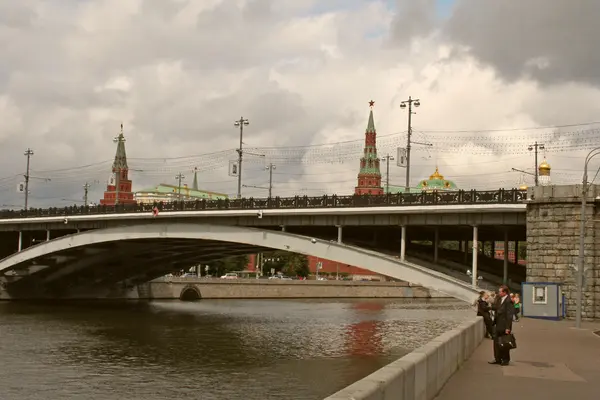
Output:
521,282,565,320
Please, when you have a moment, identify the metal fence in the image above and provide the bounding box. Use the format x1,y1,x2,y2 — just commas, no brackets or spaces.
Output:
0,189,526,219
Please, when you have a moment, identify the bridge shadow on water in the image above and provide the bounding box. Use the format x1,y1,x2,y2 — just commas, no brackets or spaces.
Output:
0,298,472,400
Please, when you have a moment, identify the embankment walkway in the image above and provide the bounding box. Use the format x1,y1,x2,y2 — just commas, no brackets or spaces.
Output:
435,318,600,400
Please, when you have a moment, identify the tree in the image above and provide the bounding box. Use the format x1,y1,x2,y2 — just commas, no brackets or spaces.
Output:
209,254,249,276
261,251,309,277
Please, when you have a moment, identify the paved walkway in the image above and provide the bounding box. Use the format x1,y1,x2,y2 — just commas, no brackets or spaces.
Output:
435,317,600,400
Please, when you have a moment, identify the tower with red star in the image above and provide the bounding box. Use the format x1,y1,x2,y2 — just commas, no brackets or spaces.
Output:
355,101,383,195
100,124,136,206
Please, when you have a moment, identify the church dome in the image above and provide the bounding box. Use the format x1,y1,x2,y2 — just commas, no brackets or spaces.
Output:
538,160,551,171
538,160,551,177
417,167,458,191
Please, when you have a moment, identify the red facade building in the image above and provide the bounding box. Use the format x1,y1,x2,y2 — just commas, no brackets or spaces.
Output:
100,124,136,206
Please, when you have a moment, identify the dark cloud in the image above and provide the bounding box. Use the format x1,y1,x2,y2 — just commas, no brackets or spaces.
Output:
445,0,600,86
389,0,436,45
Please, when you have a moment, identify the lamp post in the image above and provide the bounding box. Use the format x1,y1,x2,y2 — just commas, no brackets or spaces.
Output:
265,163,276,198
400,97,420,192
381,154,394,193
175,173,185,200
234,117,250,199
576,147,600,328
23,148,34,210
528,142,545,186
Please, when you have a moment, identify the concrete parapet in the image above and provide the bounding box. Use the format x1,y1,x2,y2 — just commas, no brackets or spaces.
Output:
324,317,484,400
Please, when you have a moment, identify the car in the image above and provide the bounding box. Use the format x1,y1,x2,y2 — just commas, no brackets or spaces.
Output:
220,273,238,279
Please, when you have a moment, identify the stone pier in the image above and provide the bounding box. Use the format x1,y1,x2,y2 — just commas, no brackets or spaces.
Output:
526,184,600,319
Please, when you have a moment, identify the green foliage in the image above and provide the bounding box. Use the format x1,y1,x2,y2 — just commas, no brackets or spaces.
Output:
261,251,309,277
209,254,249,276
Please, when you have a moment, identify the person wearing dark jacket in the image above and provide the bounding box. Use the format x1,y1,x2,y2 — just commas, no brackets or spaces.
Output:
489,285,514,366
476,291,494,339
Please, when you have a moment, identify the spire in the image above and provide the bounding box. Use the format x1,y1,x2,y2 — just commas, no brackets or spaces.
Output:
366,100,376,133
192,167,199,190
112,123,128,171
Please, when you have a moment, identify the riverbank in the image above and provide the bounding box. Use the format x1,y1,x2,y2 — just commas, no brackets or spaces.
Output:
138,277,450,300
325,317,484,399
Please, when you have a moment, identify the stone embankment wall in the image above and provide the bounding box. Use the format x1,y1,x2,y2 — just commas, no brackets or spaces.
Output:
526,185,600,319
324,317,484,400
139,278,450,299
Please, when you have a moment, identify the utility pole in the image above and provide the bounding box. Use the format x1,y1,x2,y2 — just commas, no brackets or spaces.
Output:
381,154,394,193
83,182,91,206
175,173,185,200
234,116,250,199
400,96,420,192
23,148,34,210
265,163,276,198
528,141,545,186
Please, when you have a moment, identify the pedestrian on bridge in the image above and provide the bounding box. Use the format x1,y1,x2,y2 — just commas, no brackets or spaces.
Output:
476,291,494,339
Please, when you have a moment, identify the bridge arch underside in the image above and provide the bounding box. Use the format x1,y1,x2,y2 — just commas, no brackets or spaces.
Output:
1,238,270,299
0,223,481,302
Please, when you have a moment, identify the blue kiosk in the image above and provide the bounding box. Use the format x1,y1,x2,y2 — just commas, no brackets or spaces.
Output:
521,282,565,320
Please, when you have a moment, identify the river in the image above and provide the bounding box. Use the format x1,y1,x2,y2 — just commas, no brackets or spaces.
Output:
0,299,473,400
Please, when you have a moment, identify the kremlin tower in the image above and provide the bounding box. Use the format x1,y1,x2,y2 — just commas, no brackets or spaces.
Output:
100,124,136,205
538,159,551,186
355,101,384,195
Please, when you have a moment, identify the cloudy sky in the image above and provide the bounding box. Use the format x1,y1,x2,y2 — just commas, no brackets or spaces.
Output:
1,0,599,208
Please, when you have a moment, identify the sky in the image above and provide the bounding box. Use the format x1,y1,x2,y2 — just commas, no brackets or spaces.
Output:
1,0,600,208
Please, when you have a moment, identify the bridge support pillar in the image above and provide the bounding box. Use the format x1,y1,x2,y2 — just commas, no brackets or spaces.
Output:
46,230,51,241
17,231,22,252
503,230,509,285
400,225,406,261
336,225,343,244
280,225,286,232
472,226,478,287
433,227,439,263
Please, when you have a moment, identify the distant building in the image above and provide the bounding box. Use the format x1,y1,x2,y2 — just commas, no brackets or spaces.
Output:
385,166,458,194
100,124,136,206
134,170,228,203
355,102,384,195
538,159,551,186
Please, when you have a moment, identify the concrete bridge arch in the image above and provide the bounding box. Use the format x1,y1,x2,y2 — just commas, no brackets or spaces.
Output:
180,284,202,301
0,223,480,302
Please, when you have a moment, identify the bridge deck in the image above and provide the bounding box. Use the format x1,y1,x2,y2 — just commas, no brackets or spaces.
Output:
434,318,600,400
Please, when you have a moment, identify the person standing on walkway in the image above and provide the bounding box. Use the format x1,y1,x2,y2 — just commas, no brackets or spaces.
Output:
513,293,521,321
476,291,494,339
489,285,514,366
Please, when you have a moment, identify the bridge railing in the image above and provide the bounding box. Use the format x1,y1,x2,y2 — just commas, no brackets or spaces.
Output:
0,189,526,219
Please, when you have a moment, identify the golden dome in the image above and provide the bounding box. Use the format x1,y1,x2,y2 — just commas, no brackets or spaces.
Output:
538,160,551,171
429,166,445,180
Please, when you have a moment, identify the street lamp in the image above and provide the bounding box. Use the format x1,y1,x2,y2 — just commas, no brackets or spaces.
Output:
265,163,276,198
400,97,420,192
576,146,600,328
528,142,545,186
381,154,395,193
234,117,250,199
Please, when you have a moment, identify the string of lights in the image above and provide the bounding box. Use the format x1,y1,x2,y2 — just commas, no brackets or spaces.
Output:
2,122,600,206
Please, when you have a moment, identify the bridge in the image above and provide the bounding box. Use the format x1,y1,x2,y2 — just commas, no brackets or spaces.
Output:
0,189,528,302
0,222,483,302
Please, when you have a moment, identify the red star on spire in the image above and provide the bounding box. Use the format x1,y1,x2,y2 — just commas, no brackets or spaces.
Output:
369,100,375,108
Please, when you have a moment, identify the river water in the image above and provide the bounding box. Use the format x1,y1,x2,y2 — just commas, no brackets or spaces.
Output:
0,299,472,400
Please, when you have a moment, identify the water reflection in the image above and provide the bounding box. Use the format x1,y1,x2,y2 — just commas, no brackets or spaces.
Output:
0,299,471,400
